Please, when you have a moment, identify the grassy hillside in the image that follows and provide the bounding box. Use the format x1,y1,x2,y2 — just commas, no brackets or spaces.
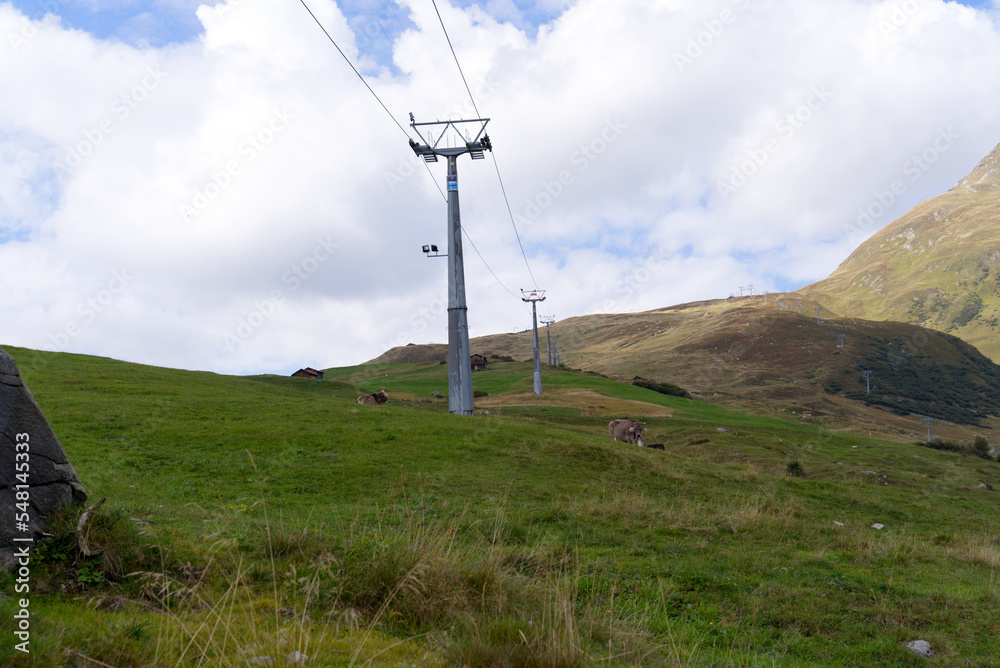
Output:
2,345,1000,666
802,142,1000,361
372,301,1000,433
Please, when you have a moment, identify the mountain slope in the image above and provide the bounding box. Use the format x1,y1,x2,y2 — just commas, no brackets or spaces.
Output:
802,142,1000,360
371,297,1000,429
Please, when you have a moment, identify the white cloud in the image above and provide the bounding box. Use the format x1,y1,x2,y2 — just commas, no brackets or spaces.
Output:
2,0,1000,374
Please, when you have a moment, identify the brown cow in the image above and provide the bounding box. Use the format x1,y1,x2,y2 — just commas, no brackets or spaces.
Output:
608,419,646,448
357,388,389,405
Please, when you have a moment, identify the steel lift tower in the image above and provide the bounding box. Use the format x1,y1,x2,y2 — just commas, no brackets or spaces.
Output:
540,315,555,365
921,416,934,443
409,115,492,415
522,290,546,395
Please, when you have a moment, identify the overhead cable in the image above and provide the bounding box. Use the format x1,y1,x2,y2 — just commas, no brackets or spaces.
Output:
430,0,540,291
297,0,411,138
299,0,518,300
462,229,520,299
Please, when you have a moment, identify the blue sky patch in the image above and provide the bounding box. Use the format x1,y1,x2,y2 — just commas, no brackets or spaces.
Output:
8,0,994,66
8,0,205,46
0,225,35,243
5,0,565,54
0,127,61,243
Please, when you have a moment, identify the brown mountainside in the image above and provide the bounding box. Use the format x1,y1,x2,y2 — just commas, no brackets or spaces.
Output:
372,297,1000,430
802,142,1000,360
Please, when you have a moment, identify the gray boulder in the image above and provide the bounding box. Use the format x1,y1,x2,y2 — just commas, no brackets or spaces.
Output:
905,640,933,658
1,347,87,549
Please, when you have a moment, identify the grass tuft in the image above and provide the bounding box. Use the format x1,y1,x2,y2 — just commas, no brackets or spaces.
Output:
786,459,806,477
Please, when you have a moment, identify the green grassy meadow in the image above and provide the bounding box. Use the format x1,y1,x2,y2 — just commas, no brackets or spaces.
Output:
2,347,999,666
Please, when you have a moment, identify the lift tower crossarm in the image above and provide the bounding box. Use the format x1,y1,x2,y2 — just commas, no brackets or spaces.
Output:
409,117,491,161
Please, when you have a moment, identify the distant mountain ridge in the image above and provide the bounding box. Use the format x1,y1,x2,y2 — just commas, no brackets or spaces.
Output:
371,142,1000,430
802,141,1000,360
371,298,1000,428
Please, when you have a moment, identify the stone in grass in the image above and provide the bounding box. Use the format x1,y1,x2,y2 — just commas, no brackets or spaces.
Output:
248,658,274,666
287,651,309,664
905,640,933,658
0,347,87,554
871,523,885,530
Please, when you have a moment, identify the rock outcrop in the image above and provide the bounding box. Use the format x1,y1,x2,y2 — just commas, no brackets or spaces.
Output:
1,347,87,548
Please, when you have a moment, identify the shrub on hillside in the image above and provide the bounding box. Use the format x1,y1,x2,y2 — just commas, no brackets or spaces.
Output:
633,378,692,399
916,437,997,461
915,439,965,453
473,390,489,398
972,436,992,460
786,460,806,477
954,295,983,328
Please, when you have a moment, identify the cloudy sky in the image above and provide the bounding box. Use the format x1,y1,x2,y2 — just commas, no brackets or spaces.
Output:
2,0,1000,375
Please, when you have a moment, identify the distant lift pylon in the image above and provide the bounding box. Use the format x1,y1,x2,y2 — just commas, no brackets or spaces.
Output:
522,290,546,395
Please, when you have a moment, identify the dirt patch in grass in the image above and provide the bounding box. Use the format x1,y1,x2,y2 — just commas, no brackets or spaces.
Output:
476,388,675,418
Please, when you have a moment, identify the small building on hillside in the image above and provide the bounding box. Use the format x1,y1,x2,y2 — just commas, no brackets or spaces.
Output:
470,354,488,371
291,367,324,380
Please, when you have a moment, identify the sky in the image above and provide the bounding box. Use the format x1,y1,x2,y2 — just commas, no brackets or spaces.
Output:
2,0,1000,375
